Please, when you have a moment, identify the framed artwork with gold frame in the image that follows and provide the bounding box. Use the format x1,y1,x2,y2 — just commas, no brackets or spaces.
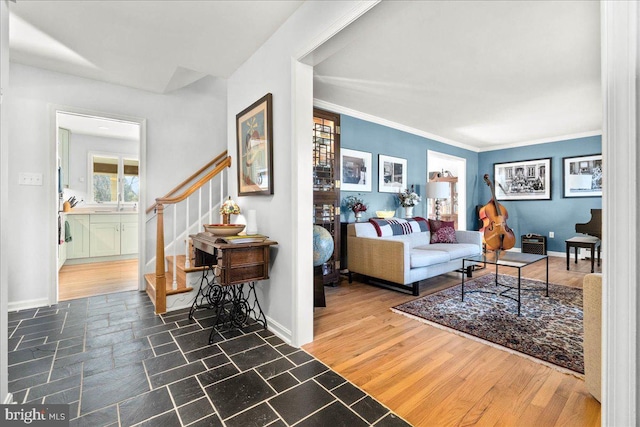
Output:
236,93,273,196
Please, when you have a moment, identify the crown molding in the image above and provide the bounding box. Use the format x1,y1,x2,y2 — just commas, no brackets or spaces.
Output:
479,130,603,152
313,99,480,153
313,99,602,153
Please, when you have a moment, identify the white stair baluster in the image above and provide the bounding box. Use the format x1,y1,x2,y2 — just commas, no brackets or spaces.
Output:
172,204,178,289
185,198,190,269
220,169,224,223
198,187,202,233
209,179,213,225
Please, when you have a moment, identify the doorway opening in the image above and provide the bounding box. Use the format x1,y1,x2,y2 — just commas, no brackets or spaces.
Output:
54,109,145,302
427,150,467,230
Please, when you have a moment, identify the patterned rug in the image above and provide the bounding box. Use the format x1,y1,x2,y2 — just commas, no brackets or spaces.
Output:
392,274,584,374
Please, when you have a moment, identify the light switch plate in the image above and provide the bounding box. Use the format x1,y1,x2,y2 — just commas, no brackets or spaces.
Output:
18,172,43,186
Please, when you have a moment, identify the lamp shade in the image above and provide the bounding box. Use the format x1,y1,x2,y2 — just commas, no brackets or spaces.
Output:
426,182,449,199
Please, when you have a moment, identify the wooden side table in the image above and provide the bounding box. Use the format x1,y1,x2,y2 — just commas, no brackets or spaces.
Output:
566,236,601,273
189,233,277,343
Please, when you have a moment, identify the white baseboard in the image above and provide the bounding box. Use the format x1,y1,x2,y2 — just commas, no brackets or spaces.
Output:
265,316,292,345
512,248,571,258
4,393,14,404
8,298,50,312
547,250,565,258
164,287,292,345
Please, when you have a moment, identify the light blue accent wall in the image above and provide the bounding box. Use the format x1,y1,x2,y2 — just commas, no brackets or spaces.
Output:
478,135,602,252
339,115,479,228
339,114,601,253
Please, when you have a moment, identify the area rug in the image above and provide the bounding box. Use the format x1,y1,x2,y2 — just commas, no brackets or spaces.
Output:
392,274,584,375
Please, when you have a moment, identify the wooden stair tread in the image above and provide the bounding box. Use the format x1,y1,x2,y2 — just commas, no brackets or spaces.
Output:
166,254,208,273
144,273,193,296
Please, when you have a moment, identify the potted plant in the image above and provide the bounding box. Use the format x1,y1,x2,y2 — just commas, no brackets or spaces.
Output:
343,195,368,222
398,185,421,218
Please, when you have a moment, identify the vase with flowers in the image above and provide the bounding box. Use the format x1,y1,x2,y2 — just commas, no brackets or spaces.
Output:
343,195,368,222
398,185,421,218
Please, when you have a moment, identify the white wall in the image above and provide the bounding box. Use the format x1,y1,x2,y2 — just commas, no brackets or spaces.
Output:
7,64,227,307
601,1,638,423
65,133,139,204
226,1,378,346
1,0,10,404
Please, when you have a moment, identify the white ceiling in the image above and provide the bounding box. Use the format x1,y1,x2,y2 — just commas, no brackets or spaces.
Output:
9,1,304,93
9,1,602,150
57,112,140,141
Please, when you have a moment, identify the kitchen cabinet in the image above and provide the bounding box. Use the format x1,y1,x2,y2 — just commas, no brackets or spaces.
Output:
90,215,121,257
57,241,67,270
120,215,138,255
67,215,90,259
66,213,138,260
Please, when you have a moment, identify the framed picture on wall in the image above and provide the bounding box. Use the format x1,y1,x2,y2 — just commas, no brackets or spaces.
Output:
562,154,602,198
493,158,551,200
378,154,407,193
236,93,274,196
341,148,372,192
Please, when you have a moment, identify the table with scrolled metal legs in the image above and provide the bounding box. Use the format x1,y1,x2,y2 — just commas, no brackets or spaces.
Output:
189,265,268,343
188,234,277,344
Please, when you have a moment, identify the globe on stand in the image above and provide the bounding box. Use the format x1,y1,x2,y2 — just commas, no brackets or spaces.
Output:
313,225,334,267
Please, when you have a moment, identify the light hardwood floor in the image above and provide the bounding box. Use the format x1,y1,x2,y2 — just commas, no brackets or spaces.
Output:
303,255,601,427
58,259,139,301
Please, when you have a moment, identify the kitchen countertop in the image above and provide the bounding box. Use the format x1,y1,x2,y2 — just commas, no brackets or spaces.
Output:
63,208,138,215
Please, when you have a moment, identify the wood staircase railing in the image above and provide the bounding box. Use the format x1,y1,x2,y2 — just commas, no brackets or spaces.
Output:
146,151,232,314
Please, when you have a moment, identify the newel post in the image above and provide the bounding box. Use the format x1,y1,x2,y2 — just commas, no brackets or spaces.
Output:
155,203,167,313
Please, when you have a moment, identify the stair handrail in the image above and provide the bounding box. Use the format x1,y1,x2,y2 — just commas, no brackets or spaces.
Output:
156,156,231,206
152,152,232,314
146,150,229,214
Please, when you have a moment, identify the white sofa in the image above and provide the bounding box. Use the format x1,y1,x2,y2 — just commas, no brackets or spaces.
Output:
347,221,483,295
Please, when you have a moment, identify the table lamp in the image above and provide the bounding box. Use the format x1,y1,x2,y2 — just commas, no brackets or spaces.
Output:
426,182,449,220
220,197,240,224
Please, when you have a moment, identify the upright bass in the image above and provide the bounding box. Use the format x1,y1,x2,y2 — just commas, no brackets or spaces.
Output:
479,174,516,251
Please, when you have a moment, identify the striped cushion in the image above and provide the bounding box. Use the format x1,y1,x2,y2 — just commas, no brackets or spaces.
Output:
369,217,429,237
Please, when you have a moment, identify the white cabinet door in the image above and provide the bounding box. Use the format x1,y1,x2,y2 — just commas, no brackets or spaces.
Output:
120,219,138,255
90,215,121,257
57,241,66,270
67,215,90,259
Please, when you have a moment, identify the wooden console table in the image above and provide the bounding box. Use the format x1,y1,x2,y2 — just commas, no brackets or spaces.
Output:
189,232,277,343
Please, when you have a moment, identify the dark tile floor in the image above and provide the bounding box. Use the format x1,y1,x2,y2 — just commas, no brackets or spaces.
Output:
7,291,410,427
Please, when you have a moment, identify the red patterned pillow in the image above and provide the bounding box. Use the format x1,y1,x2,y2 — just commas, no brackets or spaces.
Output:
429,219,457,244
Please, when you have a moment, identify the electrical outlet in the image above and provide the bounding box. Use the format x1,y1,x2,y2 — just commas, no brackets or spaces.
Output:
549,231,555,238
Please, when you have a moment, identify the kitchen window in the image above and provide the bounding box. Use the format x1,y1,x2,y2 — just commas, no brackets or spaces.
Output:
90,153,139,205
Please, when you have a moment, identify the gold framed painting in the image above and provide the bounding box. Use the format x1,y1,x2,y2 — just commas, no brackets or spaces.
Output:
236,93,273,196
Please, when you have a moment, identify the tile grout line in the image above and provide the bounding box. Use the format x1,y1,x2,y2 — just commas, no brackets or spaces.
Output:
164,384,186,427
74,345,85,420
315,378,376,426
289,399,338,427
194,373,222,426
216,366,281,425
8,319,22,340
147,335,157,358
116,402,122,427
45,339,61,384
